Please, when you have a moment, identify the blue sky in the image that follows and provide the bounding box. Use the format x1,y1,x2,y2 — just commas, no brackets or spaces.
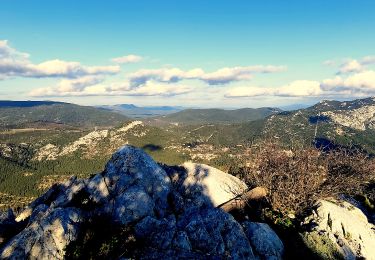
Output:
1,0,375,107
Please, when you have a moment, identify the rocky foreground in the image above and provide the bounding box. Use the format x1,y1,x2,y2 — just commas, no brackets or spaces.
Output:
0,145,284,259
0,145,374,259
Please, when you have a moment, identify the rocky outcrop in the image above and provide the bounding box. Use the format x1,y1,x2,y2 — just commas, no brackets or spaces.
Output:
168,162,248,207
1,208,83,259
185,162,248,205
33,121,146,161
0,145,284,259
303,199,375,260
322,105,375,131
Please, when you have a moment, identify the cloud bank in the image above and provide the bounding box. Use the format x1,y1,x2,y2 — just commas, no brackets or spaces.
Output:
29,65,286,97
0,40,120,79
128,65,286,87
226,70,375,98
225,80,322,98
29,80,194,97
4,39,375,101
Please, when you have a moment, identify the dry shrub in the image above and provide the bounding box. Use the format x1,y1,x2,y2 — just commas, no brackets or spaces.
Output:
241,141,375,217
323,148,375,201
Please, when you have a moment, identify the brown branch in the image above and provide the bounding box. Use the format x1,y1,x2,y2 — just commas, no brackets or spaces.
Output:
218,187,267,212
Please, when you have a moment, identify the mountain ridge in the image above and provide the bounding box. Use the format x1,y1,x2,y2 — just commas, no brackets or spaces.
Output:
0,101,130,129
147,107,282,125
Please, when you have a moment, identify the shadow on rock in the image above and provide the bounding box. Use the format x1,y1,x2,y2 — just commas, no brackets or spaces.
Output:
142,144,163,152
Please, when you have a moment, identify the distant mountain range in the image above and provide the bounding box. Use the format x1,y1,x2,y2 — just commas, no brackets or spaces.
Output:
0,101,129,129
98,104,184,118
279,103,312,111
98,104,285,125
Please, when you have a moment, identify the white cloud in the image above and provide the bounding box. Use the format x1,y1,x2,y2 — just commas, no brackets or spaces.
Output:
277,80,322,97
338,60,363,74
128,65,286,87
226,70,375,99
321,70,375,96
105,81,132,92
0,40,120,79
56,76,105,92
31,60,119,78
225,80,321,98
337,55,375,74
111,54,143,64
128,68,204,87
126,81,194,96
29,76,106,96
0,40,29,61
200,66,285,85
29,78,194,97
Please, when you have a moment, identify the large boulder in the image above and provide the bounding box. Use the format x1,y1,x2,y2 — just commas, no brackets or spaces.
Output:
169,162,248,207
303,199,375,260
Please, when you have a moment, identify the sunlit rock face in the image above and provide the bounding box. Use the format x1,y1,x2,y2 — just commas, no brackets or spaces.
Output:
180,162,248,207
303,200,375,260
0,145,283,259
322,105,375,131
1,208,83,259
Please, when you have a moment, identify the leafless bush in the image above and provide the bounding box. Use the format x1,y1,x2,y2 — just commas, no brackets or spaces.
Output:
240,141,375,217
322,148,375,200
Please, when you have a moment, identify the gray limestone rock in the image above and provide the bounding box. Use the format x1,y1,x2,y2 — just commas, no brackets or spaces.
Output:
0,207,83,259
243,222,284,260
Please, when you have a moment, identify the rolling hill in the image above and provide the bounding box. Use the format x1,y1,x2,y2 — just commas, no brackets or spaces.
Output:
146,107,282,125
0,101,130,129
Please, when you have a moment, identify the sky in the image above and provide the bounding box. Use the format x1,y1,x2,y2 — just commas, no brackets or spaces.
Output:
1,0,375,108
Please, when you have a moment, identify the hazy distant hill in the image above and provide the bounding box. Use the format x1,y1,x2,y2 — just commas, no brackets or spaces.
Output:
0,101,130,129
98,104,184,118
279,103,312,111
147,107,282,125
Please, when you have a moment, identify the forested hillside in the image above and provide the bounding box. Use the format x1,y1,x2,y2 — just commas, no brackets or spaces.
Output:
0,101,130,129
